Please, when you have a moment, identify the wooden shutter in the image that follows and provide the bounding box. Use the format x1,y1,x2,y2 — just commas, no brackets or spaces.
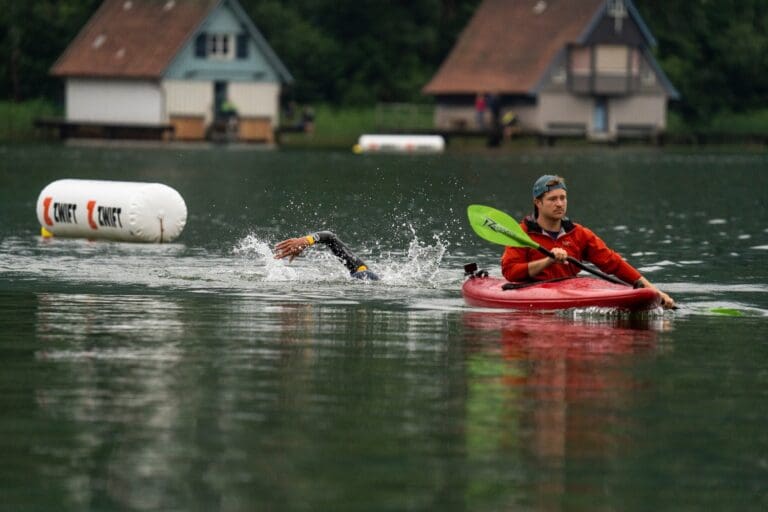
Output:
195,33,207,57
236,34,248,59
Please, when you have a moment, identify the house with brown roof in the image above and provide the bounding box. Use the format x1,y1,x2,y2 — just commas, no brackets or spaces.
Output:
423,0,678,141
50,0,293,142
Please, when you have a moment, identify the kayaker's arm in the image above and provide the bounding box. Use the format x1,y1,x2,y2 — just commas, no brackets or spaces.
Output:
580,230,675,309
635,276,675,309
527,247,568,278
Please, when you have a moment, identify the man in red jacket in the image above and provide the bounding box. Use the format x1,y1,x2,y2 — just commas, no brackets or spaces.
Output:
501,175,675,309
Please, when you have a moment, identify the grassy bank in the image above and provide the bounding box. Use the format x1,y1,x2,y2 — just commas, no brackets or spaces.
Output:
4,99,767,148
284,105,768,149
697,109,768,134
667,109,768,134
0,100,60,141
279,103,434,149
279,105,378,148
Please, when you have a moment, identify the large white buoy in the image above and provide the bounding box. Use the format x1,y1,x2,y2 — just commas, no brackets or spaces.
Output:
36,179,187,243
354,134,445,153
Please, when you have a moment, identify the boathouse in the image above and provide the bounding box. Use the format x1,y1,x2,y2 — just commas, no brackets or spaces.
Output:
49,0,293,143
422,0,679,141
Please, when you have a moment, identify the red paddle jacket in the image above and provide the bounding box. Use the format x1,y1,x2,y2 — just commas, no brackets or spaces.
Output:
501,216,642,284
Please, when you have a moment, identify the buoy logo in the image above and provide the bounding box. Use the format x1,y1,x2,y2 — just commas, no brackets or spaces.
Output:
86,200,124,230
87,200,99,230
42,196,54,226
43,197,79,225
97,206,123,228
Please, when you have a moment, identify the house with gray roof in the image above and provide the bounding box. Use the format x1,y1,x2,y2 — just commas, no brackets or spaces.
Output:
423,0,678,141
51,0,293,142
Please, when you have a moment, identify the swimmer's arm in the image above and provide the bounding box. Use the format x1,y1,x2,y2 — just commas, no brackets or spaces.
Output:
274,235,316,262
273,231,338,262
274,231,366,274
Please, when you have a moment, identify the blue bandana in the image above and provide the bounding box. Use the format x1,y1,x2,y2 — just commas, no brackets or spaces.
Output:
532,175,567,198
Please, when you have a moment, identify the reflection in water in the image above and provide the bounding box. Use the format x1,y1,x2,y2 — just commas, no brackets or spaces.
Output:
3,147,768,510
33,292,191,509
462,312,671,510
28,292,469,509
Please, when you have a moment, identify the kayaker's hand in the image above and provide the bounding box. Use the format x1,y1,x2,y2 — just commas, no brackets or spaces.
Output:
658,290,676,309
528,248,569,278
549,248,569,264
636,276,676,309
274,237,309,263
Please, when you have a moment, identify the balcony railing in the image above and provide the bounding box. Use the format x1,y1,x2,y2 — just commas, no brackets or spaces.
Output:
569,72,640,96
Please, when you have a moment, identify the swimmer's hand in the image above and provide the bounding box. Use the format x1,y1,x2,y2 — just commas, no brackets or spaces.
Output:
274,237,310,263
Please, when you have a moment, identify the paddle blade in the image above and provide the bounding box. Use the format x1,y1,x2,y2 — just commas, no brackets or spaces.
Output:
467,204,539,249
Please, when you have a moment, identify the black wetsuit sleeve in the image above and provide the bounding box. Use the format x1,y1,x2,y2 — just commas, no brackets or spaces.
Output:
310,231,367,273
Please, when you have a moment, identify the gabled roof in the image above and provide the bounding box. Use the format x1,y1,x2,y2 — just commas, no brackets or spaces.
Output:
51,0,292,83
52,0,218,79
423,0,652,95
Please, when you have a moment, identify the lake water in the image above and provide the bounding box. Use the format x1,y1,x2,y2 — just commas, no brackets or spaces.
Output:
1,144,767,511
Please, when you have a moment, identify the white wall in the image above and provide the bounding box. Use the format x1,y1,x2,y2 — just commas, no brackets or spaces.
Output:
66,78,163,124
537,93,594,131
228,82,279,121
162,80,279,124
610,95,667,130
163,80,214,124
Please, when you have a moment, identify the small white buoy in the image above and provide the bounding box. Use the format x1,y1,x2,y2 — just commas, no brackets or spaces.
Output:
36,179,187,243
355,134,445,153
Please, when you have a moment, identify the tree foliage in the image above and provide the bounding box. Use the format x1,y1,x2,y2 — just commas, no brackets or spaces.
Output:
239,0,480,104
636,0,768,121
0,0,101,101
0,0,766,124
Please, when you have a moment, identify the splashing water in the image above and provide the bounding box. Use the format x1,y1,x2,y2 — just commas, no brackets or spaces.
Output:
377,227,449,287
232,233,304,282
231,226,451,288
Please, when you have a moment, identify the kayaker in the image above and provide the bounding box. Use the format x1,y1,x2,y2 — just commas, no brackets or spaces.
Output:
274,231,380,280
501,175,675,308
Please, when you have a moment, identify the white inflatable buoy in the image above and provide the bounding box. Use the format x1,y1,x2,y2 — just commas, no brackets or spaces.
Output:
355,134,445,153
36,179,187,243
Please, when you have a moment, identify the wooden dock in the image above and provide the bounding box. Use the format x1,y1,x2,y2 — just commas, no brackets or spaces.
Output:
35,117,174,140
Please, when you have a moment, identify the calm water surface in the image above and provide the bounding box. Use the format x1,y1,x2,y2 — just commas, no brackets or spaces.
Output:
1,144,767,510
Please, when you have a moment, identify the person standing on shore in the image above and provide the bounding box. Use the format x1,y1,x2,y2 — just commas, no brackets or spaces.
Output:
474,93,486,130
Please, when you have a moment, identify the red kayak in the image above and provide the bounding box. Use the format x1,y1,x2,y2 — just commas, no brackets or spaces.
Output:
462,275,661,311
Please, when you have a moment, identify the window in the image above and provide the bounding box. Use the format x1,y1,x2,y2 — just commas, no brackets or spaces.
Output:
195,32,248,60
569,46,591,75
208,34,234,60
595,45,628,74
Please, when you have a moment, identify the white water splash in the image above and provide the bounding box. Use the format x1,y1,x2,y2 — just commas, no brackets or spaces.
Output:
231,226,451,287
378,228,449,286
232,233,308,282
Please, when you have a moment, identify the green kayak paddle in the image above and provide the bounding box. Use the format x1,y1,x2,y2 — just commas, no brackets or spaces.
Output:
467,204,631,286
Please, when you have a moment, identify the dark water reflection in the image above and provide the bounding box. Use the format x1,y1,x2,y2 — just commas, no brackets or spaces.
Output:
462,312,666,510
2,146,768,510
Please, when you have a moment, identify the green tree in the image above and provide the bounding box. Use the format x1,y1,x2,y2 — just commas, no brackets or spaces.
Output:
5,0,765,127
0,0,99,101
638,0,768,123
241,0,481,105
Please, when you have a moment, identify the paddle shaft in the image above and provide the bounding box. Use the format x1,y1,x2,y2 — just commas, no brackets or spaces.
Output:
534,246,630,286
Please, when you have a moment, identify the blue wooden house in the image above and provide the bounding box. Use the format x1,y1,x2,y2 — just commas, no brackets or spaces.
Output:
51,0,293,142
